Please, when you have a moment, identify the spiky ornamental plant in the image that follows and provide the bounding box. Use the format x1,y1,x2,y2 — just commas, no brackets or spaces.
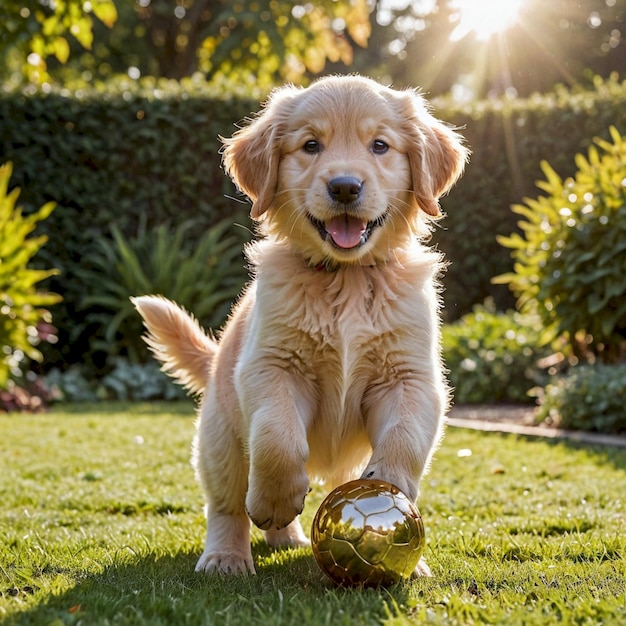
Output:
495,126,626,362
0,162,61,391
76,219,248,364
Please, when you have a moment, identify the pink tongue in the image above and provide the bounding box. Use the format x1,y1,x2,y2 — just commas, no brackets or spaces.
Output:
325,215,367,249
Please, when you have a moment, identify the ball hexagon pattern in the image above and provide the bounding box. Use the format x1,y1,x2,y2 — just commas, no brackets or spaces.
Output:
311,478,425,586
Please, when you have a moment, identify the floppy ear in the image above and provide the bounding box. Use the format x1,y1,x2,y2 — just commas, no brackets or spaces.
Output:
221,86,297,220
401,91,469,217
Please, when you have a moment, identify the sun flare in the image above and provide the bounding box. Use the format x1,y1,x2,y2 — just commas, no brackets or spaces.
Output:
450,0,523,41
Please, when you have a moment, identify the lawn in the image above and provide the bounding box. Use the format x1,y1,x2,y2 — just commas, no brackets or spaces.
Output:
0,403,624,625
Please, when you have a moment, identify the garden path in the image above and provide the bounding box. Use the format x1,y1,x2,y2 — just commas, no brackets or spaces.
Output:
448,405,626,448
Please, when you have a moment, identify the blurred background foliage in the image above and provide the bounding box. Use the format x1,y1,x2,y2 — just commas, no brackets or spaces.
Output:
0,163,60,409
2,0,625,97
1,0,626,432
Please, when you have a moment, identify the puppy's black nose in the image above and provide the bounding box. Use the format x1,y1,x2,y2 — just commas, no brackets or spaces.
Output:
328,176,362,204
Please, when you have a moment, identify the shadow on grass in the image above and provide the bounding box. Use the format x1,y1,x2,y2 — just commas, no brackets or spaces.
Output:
5,545,411,626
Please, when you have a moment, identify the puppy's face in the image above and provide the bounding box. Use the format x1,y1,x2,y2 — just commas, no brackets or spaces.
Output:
223,76,468,267
276,92,416,266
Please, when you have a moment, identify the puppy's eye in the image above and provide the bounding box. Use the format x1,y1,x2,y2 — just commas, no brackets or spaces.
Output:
372,139,389,154
303,140,321,154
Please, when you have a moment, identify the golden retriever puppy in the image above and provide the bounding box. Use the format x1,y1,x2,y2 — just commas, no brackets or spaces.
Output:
132,75,468,577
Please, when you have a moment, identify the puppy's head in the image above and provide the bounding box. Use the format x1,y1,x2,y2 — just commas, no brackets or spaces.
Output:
223,75,468,266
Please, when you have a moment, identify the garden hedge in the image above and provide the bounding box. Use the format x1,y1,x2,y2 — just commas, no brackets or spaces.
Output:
1,75,626,370
0,78,256,367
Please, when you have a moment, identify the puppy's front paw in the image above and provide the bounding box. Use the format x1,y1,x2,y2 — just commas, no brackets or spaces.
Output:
246,470,310,531
360,465,417,502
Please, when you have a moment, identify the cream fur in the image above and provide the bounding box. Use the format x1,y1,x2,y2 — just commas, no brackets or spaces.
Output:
132,75,468,577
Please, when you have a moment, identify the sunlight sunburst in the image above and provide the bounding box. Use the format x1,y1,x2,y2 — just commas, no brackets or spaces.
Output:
450,0,523,41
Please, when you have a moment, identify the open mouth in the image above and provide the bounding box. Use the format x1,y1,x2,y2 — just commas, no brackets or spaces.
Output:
308,213,386,250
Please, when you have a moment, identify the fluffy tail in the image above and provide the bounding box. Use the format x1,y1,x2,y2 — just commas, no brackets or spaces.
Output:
131,295,217,396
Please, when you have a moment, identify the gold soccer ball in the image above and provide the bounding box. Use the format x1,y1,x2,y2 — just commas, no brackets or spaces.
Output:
311,478,425,587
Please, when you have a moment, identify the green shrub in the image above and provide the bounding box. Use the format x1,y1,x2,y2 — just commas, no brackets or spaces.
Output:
45,358,186,402
434,76,626,319
99,358,187,401
0,162,60,393
75,218,249,365
495,126,626,362
442,302,551,405
43,366,98,402
537,364,626,433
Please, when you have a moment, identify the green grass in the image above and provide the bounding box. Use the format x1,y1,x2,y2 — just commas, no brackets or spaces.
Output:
1,403,624,625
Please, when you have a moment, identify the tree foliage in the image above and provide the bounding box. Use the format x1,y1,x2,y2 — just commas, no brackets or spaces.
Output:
2,1,625,95
2,0,371,87
136,0,372,82
0,0,117,83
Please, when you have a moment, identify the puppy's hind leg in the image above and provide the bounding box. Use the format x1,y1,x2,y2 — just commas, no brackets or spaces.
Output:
193,394,254,575
264,518,310,549
195,511,254,574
